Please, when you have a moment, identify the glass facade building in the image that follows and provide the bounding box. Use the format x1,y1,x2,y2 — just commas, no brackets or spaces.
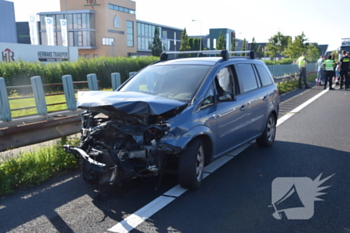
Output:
38,10,96,49
135,20,182,56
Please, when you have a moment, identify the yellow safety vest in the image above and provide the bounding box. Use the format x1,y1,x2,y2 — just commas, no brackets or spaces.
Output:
342,57,350,62
323,59,335,71
297,56,306,68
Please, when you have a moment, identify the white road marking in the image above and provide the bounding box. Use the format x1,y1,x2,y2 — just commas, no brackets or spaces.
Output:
108,196,176,233
276,89,328,127
163,185,187,198
109,88,329,232
204,156,233,173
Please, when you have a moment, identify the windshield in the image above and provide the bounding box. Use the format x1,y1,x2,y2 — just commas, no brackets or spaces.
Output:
119,65,211,102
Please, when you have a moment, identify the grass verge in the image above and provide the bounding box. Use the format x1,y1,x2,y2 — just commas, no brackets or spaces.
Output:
0,137,79,196
277,74,316,95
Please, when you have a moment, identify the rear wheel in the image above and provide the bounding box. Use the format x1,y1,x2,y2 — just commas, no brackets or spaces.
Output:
178,139,205,190
256,113,276,147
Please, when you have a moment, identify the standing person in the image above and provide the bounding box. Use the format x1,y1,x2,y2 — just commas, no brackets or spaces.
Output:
339,50,350,90
315,55,325,85
322,55,336,90
296,52,310,89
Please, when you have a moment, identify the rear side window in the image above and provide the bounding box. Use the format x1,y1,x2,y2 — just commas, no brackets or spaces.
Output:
235,64,258,93
255,64,274,86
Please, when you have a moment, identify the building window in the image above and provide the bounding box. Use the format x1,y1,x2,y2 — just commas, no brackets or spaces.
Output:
136,22,162,50
85,54,90,59
93,54,98,58
108,3,136,15
39,12,96,48
137,23,141,36
114,15,120,28
102,37,115,46
127,21,134,47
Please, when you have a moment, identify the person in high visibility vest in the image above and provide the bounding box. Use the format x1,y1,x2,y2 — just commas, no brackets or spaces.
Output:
322,55,336,90
296,52,310,89
339,50,350,90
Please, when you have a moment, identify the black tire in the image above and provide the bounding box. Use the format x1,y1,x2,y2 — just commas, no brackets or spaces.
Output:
178,138,205,190
256,113,276,147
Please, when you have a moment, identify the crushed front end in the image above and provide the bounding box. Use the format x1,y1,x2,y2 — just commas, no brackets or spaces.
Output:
64,91,187,187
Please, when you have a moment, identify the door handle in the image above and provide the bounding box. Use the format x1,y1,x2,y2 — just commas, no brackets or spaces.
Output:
240,104,247,111
263,96,268,101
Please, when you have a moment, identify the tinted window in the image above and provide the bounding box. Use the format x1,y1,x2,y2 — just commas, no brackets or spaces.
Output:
255,64,273,86
235,64,258,92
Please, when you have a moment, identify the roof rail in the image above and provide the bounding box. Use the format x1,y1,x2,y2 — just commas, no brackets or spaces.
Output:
160,50,255,61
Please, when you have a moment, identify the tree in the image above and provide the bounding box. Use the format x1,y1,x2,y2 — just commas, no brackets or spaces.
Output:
231,36,236,51
148,27,163,56
265,31,289,61
257,45,263,58
251,37,257,52
180,28,190,52
241,38,247,56
189,38,201,51
306,43,320,62
282,32,308,59
216,31,225,50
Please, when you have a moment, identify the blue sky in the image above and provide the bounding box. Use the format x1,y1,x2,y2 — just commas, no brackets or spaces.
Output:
9,0,349,51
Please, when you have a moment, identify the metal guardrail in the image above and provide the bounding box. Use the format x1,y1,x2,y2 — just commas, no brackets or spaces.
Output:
0,72,135,152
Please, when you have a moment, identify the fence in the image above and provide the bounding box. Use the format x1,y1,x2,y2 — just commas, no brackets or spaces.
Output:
0,63,316,122
0,72,136,122
268,63,315,79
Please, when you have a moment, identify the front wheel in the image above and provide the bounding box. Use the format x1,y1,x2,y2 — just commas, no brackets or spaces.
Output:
178,139,205,190
256,113,276,147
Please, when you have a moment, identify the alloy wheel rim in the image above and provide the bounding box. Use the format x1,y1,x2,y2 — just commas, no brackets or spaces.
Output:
196,145,205,182
267,116,276,142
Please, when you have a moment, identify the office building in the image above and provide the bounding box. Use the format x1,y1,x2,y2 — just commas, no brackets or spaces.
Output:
37,0,183,58
0,0,17,43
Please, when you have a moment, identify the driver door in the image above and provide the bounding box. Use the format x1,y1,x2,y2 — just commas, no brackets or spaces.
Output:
214,65,250,157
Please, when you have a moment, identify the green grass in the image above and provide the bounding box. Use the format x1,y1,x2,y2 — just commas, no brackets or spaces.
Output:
7,88,112,118
9,94,68,117
0,137,79,196
277,74,316,95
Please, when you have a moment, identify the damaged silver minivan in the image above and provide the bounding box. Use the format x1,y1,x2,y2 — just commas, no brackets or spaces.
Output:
64,50,279,190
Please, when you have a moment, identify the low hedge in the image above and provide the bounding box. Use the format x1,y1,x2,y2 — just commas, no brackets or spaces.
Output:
0,56,159,92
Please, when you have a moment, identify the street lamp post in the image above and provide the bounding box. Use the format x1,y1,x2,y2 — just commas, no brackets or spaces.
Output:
64,0,70,61
192,19,202,51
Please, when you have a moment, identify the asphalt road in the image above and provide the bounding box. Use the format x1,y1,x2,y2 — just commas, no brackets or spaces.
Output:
1,86,350,233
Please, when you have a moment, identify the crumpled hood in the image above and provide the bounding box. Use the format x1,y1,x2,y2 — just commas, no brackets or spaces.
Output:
77,91,187,115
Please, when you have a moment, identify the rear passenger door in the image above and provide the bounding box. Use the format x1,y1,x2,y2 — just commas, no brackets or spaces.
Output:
234,63,268,139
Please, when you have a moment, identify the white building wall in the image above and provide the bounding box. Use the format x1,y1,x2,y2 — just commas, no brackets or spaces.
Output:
0,43,78,62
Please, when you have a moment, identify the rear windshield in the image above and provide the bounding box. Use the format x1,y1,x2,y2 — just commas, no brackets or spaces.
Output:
119,65,211,102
